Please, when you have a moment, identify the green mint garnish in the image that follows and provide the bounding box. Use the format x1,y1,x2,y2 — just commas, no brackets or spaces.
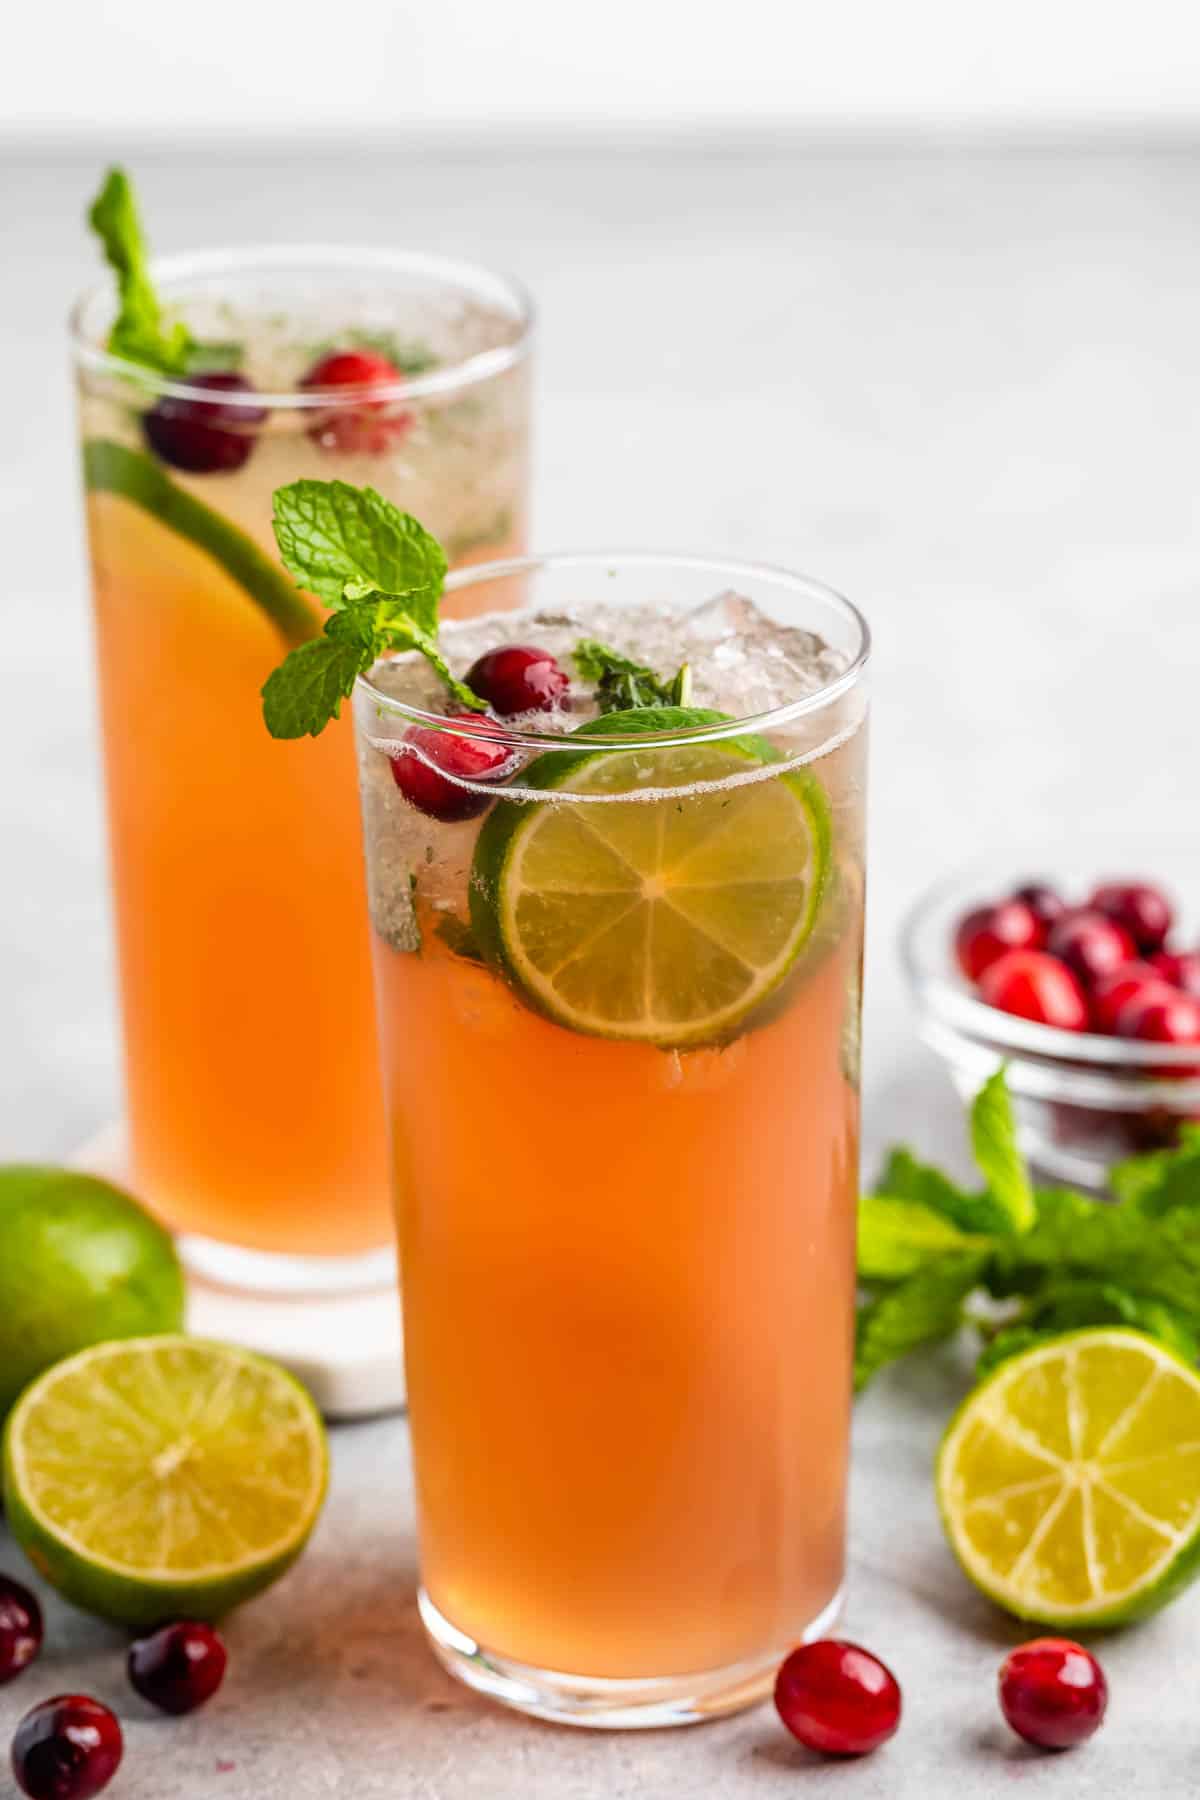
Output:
855,1070,1200,1392
573,640,692,714
88,167,195,376
261,479,484,738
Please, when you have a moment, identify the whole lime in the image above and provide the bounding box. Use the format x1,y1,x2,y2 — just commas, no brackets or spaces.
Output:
0,1166,184,1416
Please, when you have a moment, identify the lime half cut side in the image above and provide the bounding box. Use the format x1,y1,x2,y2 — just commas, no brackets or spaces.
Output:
937,1327,1200,1628
3,1335,328,1627
471,713,832,1048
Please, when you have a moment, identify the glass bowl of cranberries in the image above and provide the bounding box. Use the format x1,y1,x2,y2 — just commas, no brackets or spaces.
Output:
902,856,1200,1190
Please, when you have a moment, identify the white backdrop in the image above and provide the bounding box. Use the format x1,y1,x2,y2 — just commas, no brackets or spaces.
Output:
6,0,1200,138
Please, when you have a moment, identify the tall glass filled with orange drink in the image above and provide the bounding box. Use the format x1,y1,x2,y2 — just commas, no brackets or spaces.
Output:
353,552,869,1725
72,236,532,1292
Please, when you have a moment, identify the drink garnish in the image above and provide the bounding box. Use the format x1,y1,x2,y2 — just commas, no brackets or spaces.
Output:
261,479,484,737
573,638,692,712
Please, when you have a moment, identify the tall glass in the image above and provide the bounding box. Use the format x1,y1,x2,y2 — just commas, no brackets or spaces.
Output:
355,555,869,1725
71,249,533,1293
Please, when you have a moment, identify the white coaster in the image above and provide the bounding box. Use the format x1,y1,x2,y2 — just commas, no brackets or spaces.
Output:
70,1123,406,1420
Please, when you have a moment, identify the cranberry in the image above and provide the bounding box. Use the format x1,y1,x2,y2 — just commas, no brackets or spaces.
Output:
774,1640,901,1757
1151,949,1200,999
1116,986,1200,1046
1011,882,1067,933
1088,963,1169,1035
998,1638,1107,1751
1089,881,1173,953
0,1576,42,1685
978,950,1089,1030
465,644,570,717
142,371,267,474
1046,910,1135,989
955,901,1043,982
128,1620,227,1715
389,712,513,822
301,349,411,453
11,1696,122,1800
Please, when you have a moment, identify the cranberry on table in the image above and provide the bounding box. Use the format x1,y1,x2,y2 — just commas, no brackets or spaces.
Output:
1088,964,1169,1035
465,644,570,716
978,950,1089,1031
301,348,411,453
0,1575,42,1685
1089,881,1173,953
1046,910,1135,988
774,1639,901,1757
10,1696,123,1800
128,1619,227,1716
955,901,1044,982
1011,882,1067,932
142,371,268,474
1151,949,1200,999
1116,985,1200,1046
389,712,513,823
998,1638,1107,1751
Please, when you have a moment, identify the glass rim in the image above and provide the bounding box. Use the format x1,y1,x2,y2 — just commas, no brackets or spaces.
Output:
356,550,871,752
69,244,536,409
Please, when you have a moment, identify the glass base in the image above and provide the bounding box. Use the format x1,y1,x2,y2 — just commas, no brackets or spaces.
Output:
419,1584,845,1729
178,1232,396,1297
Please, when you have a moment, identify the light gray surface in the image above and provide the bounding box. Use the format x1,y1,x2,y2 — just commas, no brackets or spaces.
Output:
3,143,1200,1795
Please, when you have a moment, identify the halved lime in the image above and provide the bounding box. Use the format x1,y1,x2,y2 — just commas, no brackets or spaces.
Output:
3,1336,328,1627
470,707,831,1047
937,1327,1200,1627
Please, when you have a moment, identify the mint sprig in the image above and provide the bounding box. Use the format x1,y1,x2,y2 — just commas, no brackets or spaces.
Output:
573,640,692,714
261,480,483,738
855,1069,1200,1391
88,168,195,376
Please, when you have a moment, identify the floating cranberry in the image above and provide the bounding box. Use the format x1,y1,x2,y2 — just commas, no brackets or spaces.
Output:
465,645,570,717
774,1640,901,1757
998,1638,1107,1751
1151,949,1200,999
128,1620,227,1716
142,371,267,474
0,1576,42,1686
1088,964,1169,1035
1011,882,1067,933
1089,881,1173,953
301,349,411,454
1046,911,1135,989
978,950,1089,1030
1116,986,1200,1047
955,902,1043,982
389,712,513,823
11,1696,123,1800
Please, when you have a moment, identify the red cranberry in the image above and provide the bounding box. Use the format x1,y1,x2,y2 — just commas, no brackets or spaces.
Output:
1011,882,1067,932
1046,910,1135,988
11,1696,123,1800
128,1620,227,1716
1116,986,1200,1047
998,1638,1107,1751
955,901,1043,982
0,1576,42,1686
301,349,411,453
142,371,267,474
1151,949,1200,999
389,712,513,822
774,1640,901,1758
978,950,1089,1030
1089,881,1173,953
1088,963,1169,1035
465,645,570,717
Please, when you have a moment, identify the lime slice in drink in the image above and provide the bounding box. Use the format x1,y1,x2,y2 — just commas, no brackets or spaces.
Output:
3,1336,328,1627
937,1327,1200,1627
470,707,831,1047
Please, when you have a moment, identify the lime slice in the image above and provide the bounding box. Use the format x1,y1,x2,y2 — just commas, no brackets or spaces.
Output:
84,438,314,645
937,1327,1200,1627
470,707,831,1047
3,1336,328,1627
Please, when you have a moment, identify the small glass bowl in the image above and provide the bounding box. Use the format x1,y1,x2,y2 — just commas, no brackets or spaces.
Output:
901,849,1200,1192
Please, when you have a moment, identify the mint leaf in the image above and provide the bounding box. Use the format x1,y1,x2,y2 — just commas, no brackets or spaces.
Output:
261,604,383,738
88,167,193,376
872,1146,1013,1237
855,1256,985,1391
857,1194,993,1282
1111,1127,1200,1215
970,1068,1035,1233
183,339,244,375
272,480,446,619
573,640,691,714
975,1325,1050,1379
